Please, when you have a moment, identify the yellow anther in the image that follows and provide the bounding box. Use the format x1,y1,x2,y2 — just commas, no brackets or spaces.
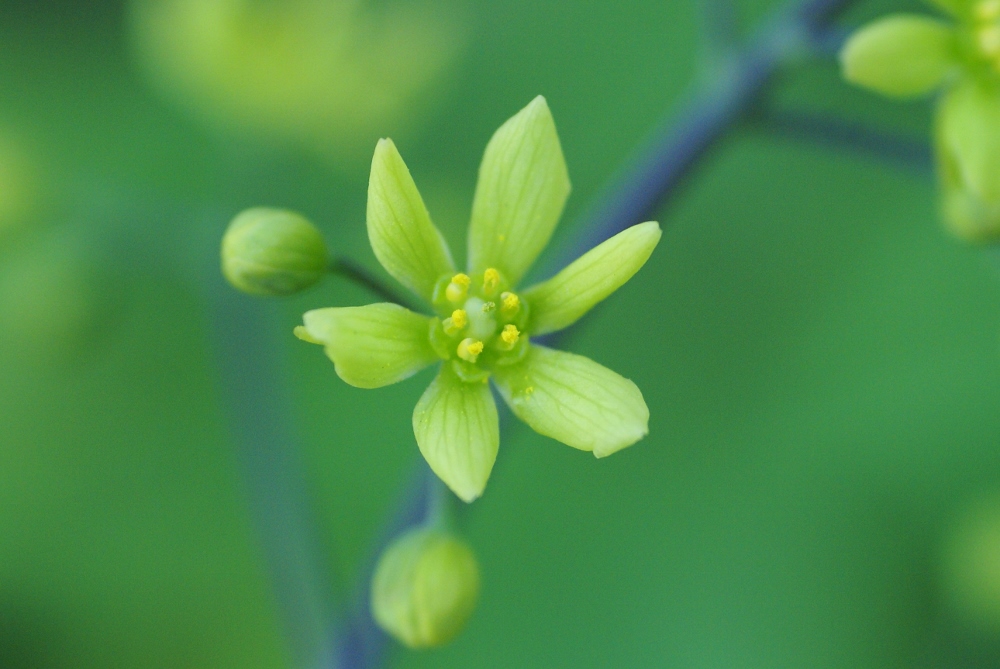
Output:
501,324,520,346
482,301,496,314
445,273,471,302
442,309,468,336
979,25,1000,56
500,291,520,316
483,268,501,295
977,0,1000,21
457,338,484,363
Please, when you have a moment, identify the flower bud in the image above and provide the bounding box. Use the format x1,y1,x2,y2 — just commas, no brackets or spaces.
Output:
221,207,328,296
840,15,956,98
370,527,480,648
935,79,1000,241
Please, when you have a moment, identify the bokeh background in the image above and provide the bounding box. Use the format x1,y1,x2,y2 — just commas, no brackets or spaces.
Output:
3,0,1000,667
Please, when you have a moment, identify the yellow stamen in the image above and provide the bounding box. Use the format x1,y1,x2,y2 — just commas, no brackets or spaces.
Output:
500,291,520,316
445,273,471,302
483,268,500,295
977,0,1000,21
979,25,1000,56
457,338,484,363
501,324,519,345
442,309,468,335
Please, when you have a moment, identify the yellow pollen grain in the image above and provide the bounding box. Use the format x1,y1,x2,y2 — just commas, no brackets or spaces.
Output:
501,292,520,313
482,301,496,314
445,273,471,302
501,324,520,345
483,268,500,294
442,309,468,336
524,386,534,395
457,338,484,362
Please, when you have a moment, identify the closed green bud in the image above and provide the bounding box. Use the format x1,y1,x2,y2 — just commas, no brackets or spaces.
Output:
840,15,957,97
935,79,1000,241
371,527,480,649
221,207,328,296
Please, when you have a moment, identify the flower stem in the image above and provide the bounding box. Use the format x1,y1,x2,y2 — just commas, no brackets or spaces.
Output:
328,257,416,309
750,108,933,172
543,0,860,277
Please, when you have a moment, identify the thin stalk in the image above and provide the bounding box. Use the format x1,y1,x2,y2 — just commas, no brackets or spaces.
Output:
328,257,416,309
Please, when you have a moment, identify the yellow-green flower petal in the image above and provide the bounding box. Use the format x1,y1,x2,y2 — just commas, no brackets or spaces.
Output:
522,221,661,336
493,345,648,458
466,95,570,286
371,527,480,649
368,138,455,301
840,15,957,98
299,303,437,388
412,363,499,502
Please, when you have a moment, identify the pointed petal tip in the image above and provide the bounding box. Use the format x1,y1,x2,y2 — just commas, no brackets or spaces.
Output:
453,484,483,504
373,137,395,156
293,324,322,345
639,220,662,233
592,425,649,459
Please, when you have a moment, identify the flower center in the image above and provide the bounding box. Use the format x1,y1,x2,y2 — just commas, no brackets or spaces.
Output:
429,268,529,382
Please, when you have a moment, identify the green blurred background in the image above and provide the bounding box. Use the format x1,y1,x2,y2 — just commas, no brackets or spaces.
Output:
2,0,1000,667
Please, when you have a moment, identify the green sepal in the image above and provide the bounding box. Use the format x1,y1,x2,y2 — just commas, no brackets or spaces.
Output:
368,138,455,301
935,77,1000,241
370,527,480,649
523,221,661,336
466,96,571,286
840,15,957,98
299,303,438,388
413,363,499,502
492,345,648,458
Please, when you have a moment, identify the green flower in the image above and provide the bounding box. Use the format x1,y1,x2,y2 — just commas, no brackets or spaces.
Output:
296,96,660,502
840,0,1000,241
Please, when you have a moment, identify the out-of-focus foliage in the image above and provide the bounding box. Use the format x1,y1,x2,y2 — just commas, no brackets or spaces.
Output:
129,0,467,163
0,131,38,240
0,232,103,363
942,495,1000,634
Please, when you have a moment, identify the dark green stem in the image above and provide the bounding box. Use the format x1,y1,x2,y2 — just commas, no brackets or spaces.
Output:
328,257,416,309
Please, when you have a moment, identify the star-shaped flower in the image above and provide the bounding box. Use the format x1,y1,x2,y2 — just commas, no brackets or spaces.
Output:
296,96,661,502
